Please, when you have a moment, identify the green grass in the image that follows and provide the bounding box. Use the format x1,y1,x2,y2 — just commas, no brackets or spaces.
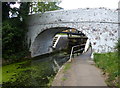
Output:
94,52,119,87
62,77,67,81
57,33,68,35
63,63,71,73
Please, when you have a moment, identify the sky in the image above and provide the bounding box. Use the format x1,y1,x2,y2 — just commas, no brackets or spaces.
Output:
10,0,120,10
59,0,120,10
10,2,20,8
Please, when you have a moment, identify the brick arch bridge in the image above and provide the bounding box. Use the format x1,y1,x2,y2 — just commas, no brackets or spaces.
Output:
26,8,118,57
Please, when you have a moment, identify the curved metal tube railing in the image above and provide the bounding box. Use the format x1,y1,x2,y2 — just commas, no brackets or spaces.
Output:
69,44,85,62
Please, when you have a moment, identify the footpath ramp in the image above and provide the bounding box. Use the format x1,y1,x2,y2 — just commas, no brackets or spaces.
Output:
52,49,107,86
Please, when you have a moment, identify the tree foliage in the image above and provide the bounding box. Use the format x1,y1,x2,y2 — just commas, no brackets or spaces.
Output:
2,2,62,62
2,2,30,61
32,2,62,13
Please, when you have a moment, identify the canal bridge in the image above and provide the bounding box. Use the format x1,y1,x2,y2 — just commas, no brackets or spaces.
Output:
26,8,118,57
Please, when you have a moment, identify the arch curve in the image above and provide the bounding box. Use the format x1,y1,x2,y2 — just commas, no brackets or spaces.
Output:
31,26,92,57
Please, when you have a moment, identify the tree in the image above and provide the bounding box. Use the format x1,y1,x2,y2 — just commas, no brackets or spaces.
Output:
2,2,31,61
2,2,62,62
31,2,62,13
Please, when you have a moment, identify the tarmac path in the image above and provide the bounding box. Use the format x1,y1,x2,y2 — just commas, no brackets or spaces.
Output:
52,49,108,87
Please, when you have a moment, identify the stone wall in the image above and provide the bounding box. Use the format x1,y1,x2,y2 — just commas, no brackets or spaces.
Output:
26,8,118,57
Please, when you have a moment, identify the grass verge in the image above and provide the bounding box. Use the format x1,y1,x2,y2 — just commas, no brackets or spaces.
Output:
94,52,120,87
63,63,71,73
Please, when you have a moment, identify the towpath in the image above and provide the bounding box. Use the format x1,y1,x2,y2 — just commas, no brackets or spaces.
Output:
52,49,107,86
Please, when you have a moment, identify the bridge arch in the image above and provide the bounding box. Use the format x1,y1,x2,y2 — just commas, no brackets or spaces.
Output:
31,26,92,57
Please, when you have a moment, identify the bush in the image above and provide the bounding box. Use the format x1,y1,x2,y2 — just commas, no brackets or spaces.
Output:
2,18,29,64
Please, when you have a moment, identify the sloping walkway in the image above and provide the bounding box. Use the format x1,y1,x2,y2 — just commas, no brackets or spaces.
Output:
52,49,107,86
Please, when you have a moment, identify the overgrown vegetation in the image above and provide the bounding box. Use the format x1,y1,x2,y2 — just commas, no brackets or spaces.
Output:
2,18,29,63
2,2,62,64
2,2,30,64
2,1,63,87
94,39,120,87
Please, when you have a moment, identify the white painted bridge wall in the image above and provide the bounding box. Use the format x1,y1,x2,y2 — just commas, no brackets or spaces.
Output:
26,8,118,57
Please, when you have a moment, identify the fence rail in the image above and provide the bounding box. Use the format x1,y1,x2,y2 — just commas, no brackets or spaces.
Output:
69,44,85,62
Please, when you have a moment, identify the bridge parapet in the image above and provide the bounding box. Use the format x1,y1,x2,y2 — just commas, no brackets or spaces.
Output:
27,8,118,26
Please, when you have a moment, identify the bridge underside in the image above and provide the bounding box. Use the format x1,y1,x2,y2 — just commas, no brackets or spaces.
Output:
31,27,71,57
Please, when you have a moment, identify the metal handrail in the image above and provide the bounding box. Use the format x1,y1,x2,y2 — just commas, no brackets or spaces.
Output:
69,44,84,62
